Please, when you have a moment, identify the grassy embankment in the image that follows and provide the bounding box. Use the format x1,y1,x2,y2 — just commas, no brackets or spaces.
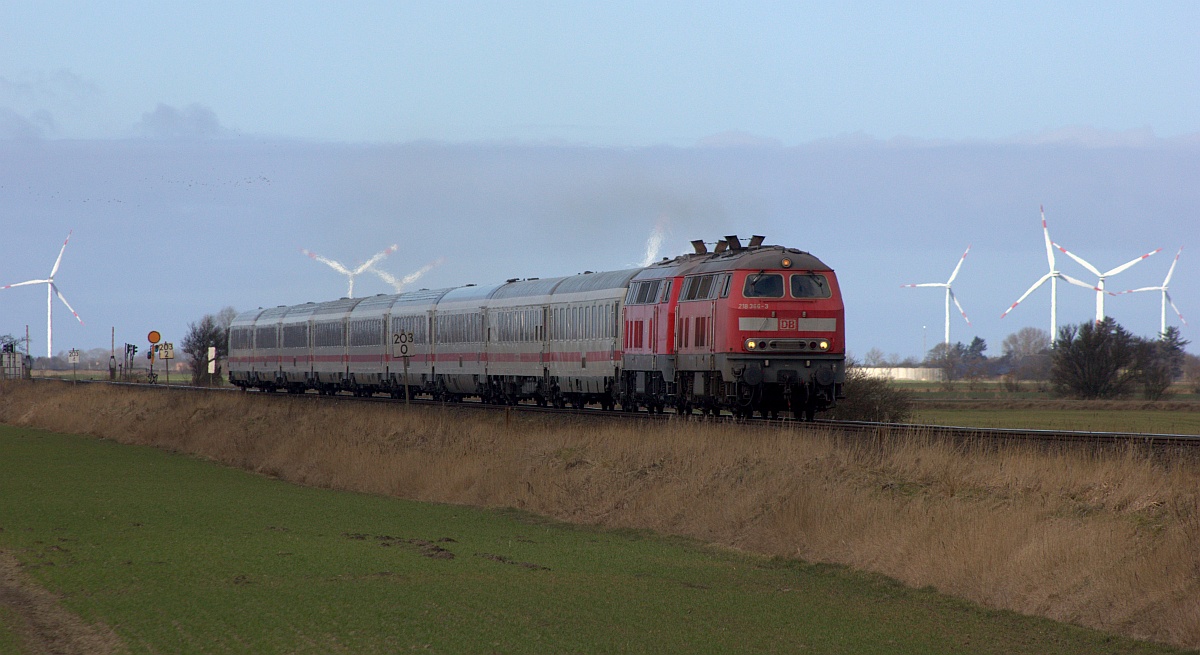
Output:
6,424,1183,654
2,381,1199,651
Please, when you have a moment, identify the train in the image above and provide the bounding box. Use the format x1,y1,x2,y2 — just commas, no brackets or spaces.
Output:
227,234,845,419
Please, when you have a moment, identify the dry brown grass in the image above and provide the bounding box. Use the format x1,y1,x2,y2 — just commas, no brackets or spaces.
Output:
3,381,1200,650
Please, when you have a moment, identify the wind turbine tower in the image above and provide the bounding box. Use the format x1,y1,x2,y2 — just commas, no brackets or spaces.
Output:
1,231,85,357
902,245,973,346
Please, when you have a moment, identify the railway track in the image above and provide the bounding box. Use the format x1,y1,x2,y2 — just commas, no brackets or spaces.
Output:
28,377,1200,449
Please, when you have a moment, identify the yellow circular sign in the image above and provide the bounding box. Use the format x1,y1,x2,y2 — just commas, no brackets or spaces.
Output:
147,331,161,344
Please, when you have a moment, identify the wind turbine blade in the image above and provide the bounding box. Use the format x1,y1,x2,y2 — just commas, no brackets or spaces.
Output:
1001,272,1052,318
49,230,73,277
1111,287,1159,295
3,279,51,289
1041,207,1056,270
1052,242,1101,277
1163,247,1182,285
949,289,972,326
1103,247,1161,277
371,268,401,289
399,258,443,287
901,283,947,288
946,245,971,284
51,283,84,325
1060,274,1100,291
352,244,398,276
1166,292,1187,325
301,249,352,276
371,257,443,292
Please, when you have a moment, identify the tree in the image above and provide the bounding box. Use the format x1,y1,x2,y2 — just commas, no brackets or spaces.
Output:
1001,326,1053,385
924,338,987,387
1137,327,1190,400
1183,352,1200,394
863,347,888,367
963,336,988,381
1051,319,1140,399
182,311,233,385
925,342,965,387
1002,327,1051,360
0,334,19,352
216,306,238,332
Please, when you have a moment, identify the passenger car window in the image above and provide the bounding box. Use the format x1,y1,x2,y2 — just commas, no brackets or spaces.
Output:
791,274,831,299
743,273,784,298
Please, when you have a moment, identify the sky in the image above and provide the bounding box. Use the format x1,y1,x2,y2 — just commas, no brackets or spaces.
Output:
1,2,1198,361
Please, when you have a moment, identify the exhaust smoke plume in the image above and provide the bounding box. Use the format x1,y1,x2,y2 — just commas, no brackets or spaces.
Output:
638,213,671,267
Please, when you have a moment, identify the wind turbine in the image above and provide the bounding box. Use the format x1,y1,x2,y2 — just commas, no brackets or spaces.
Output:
1,231,84,357
370,257,445,293
1001,207,1097,339
902,245,973,346
300,244,397,298
1052,240,1161,323
1110,246,1187,336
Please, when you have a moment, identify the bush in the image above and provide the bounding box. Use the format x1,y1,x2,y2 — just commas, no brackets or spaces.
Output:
827,366,914,423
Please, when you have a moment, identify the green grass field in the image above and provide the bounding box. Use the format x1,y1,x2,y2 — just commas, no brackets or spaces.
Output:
0,425,1188,654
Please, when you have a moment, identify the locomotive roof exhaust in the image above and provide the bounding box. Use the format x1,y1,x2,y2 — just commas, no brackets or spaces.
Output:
691,234,766,256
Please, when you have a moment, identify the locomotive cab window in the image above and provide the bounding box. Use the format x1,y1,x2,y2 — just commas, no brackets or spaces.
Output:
790,273,832,299
743,273,784,298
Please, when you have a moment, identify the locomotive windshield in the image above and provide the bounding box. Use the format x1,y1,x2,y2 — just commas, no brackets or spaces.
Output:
790,274,831,299
743,273,784,298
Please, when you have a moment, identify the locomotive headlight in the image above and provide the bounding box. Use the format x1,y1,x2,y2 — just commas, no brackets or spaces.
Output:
819,340,830,350
745,338,757,351
781,258,792,268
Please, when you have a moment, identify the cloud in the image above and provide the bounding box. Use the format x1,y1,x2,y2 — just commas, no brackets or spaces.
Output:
0,107,51,140
1006,125,1166,148
0,70,105,138
134,103,231,139
0,70,100,108
695,130,782,148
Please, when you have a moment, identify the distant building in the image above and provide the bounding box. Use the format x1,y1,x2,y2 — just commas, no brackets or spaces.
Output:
856,367,944,382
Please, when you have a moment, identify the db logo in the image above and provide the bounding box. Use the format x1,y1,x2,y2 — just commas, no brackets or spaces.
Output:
779,318,797,331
